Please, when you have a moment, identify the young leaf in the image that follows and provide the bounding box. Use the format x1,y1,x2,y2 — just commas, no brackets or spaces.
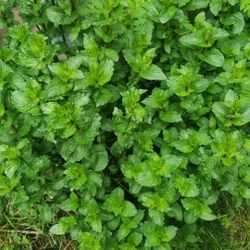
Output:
97,60,114,86
210,0,222,15
159,111,182,123
199,49,225,67
49,224,66,235
91,144,109,171
140,65,166,81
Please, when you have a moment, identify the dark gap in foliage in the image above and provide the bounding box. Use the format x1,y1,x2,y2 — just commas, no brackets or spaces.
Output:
140,80,161,93
32,138,56,155
168,95,180,104
181,115,200,130
153,142,161,154
104,131,117,148
101,103,122,119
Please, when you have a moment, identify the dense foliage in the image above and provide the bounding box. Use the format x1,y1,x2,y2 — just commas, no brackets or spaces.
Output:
0,0,250,249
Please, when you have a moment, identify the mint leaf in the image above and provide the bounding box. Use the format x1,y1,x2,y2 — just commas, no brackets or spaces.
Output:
159,111,182,123
179,34,201,47
49,224,66,235
98,60,114,86
210,0,222,15
160,6,177,23
161,226,177,242
199,49,225,67
140,65,166,81
90,144,108,171
46,7,64,26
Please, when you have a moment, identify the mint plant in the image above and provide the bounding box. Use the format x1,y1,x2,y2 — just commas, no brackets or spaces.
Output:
0,0,250,249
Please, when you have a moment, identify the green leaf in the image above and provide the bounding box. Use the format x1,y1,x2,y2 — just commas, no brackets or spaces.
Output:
11,90,39,113
93,87,112,107
240,0,250,16
179,34,201,47
225,89,238,102
136,170,161,187
91,144,109,171
160,6,177,23
142,48,156,68
173,141,193,153
199,207,217,221
42,78,71,99
140,65,166,81
210,0,222,15
182,199,216,221
117,224,130,241
97,60,114,86
46,7,64,26
67,55,85,69
59,192,78,212
127,232,143,246
49,63,84,80
104,188,137,217
142,88,169,109
69,25,81,41
63,163,88,189
104,48,119,62
159,111,182,123
223,12,245,34
212,102,227,122
149,209,164,225
49,224,66,235
161,226,177,242
175,176,200,197
0,176,18,196
240,187,250,199
122,201,137,217
188,0,209,10
91,219,102,233
199,49,225,67
61,138,88,162
78,232,101,250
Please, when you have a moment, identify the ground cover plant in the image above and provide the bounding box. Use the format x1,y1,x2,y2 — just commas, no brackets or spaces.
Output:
0,0,250,249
